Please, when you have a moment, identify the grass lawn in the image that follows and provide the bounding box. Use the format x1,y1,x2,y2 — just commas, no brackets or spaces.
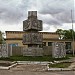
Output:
49,62,72,68
0,55,70,61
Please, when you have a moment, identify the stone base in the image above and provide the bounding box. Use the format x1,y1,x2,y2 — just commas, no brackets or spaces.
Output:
52,42,66,58
23,47,43,56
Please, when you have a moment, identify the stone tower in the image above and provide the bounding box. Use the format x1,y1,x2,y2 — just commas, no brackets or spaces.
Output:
22,11,43,56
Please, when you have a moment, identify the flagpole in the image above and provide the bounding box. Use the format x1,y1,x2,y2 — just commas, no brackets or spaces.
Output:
71,10,74,56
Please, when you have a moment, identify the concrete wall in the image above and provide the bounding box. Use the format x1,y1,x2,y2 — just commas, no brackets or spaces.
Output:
23,47,43,56
5,31,59,48
6,40,28,47
12,46,23,56
6,31,59,39
43,46,52,56
6,31,25,39
9,46,53,56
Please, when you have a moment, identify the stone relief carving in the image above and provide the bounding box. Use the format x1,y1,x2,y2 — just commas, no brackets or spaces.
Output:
52,42,66,58
23,11,43,46
23,20,29,31
23,33,43,44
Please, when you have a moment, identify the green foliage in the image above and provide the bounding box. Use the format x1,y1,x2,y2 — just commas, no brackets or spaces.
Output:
0,31,5,44
56,29,75,40
49,62,71,68
0,55,69,61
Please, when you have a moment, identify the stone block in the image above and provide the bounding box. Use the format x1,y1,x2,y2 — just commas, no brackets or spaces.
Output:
23,47,43,56
23,32,43,45
52,42,66,58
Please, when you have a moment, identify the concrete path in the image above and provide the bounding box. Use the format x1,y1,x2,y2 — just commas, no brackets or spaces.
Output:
11,64,47,72
0,69,75,75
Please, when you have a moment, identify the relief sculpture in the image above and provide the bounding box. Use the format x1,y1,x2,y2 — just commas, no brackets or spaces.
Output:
23,11,43,46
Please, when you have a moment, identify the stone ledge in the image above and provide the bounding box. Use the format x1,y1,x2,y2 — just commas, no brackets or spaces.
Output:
9,63,18,69
47,68,75,71
0,62,17,70
0,66,9,70
17,61,50,65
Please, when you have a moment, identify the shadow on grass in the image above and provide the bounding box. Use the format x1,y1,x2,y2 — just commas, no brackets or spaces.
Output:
0,55,70,61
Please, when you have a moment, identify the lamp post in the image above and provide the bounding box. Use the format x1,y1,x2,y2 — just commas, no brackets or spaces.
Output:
71,10,74,56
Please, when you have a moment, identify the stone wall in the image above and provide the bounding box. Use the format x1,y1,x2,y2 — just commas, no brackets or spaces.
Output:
43,46,52,56
23,47,43,56
0,44,66,57
10,46,53,56
12,46,23,56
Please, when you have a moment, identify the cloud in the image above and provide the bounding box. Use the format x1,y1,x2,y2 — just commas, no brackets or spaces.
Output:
38,14,62,25
0,0,74,32
38,0,74,23
38,0,74,13
0,0,28,24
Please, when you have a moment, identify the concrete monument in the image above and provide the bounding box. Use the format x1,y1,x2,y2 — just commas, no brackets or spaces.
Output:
52,42,66,58
0,44,8,57
23,11,43,56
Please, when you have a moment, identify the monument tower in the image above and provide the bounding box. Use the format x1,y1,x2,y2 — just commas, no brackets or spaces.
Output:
22,11,43,56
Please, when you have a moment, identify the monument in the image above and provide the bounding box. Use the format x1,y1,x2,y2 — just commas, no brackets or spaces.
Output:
22,11,43,56
52,42,66,58
0,44,8,57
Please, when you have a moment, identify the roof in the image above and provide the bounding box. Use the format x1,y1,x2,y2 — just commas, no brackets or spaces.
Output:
5,31,58,34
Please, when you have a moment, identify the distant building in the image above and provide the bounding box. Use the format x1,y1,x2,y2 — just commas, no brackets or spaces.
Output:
5,11,74,52
5,31,73,51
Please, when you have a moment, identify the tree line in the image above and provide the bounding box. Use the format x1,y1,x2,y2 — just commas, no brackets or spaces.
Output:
0,31,5,44
56,29,75,40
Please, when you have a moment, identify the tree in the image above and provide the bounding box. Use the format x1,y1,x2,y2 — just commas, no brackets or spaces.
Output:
56,29,75,40
56,29,64,39
0,31,5,44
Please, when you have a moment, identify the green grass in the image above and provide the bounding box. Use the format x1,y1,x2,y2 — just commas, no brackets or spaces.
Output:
0,55,69,61
49,62,71,68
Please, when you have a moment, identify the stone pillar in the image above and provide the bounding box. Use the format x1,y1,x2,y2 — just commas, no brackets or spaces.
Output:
22,11,43,56
1,44,8,57
52,42,66,58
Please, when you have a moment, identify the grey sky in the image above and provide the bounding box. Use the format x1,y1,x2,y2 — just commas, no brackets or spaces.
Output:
0,0,74,32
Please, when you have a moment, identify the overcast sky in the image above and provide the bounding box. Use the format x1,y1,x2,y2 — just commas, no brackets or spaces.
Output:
0,0,74,33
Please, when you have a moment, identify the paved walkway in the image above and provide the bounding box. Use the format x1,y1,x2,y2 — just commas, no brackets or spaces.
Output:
0,57,75,75
11,64,47,72
67,57,75,69
9,57,75,72
0,69,75,75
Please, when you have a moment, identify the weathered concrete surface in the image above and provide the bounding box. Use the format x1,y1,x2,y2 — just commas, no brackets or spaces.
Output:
0,66,75,75
52,42,66,58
